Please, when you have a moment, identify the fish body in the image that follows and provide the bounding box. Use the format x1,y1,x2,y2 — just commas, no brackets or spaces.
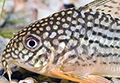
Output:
2,0,120,83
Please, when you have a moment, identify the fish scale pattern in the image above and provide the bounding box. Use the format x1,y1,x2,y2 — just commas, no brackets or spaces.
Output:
2,0,120,83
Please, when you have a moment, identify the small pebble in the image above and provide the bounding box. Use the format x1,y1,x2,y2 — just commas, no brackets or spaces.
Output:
0,76,9,83
11,80,18,83
0,36,9,56
41,82,48,83
0,69,4,75
19,77,37,83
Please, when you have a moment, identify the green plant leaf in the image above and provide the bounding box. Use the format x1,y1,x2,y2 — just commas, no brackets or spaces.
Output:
0,0,6,2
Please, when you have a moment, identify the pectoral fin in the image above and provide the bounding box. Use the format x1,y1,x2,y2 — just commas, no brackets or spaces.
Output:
51,70,111,83
84,75,111,83
51,70,92,83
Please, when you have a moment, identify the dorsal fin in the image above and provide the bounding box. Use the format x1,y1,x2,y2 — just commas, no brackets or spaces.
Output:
82,0,120,19
84,0,111,10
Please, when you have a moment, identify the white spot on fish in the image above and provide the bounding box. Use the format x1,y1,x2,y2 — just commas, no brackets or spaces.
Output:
43,32,49,39
49,32,57,38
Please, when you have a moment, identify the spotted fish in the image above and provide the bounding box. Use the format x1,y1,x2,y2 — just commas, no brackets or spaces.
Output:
2,0,120,83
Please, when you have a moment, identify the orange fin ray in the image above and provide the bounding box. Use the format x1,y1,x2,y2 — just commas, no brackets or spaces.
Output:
86,75,111,83
51,70,92,83
51,70,111,83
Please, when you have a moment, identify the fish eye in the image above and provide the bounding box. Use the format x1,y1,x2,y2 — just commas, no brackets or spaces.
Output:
29,40,35,47
25,35,40,49
27,39,36,47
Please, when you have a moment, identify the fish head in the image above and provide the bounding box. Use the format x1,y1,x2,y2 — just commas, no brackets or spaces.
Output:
1,20,57,76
